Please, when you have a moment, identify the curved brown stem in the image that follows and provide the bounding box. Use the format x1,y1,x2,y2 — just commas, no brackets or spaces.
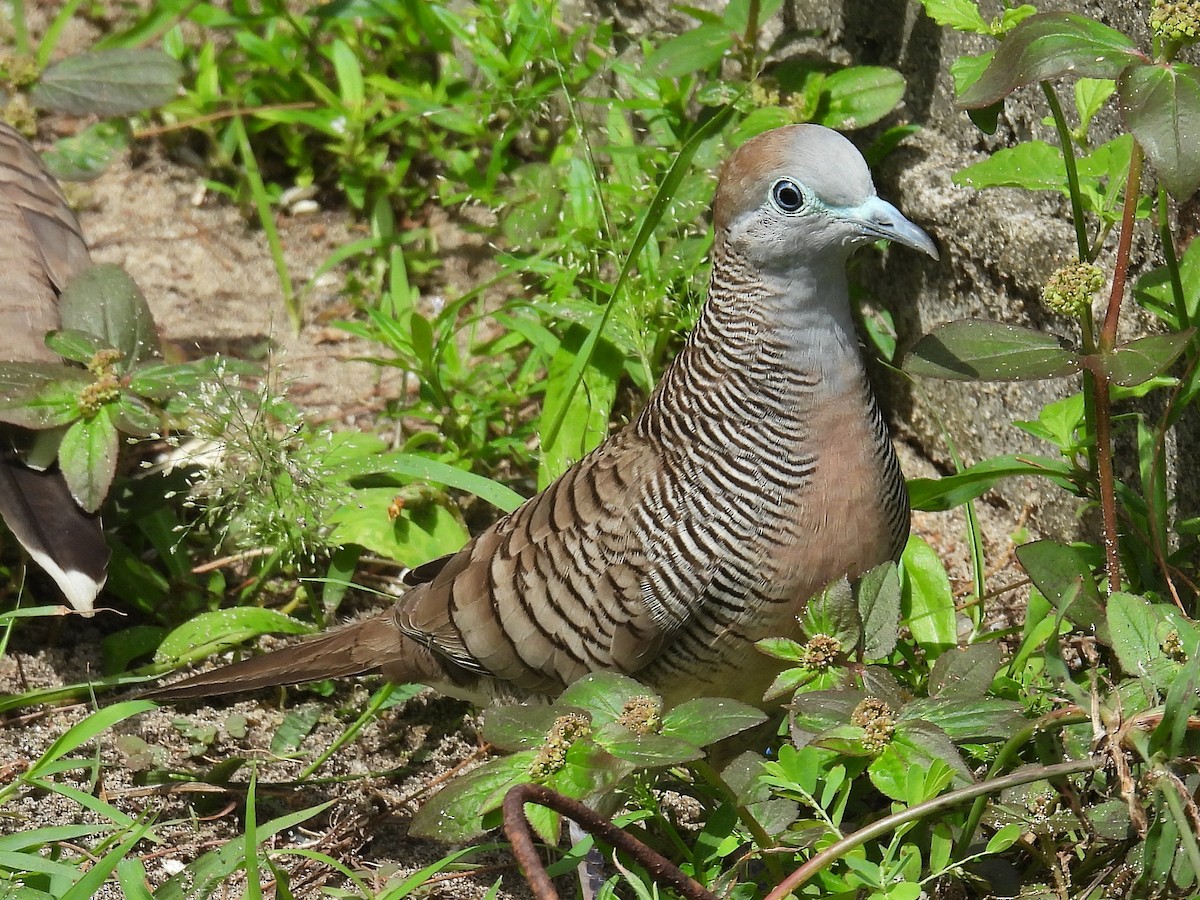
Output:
503,783,718,900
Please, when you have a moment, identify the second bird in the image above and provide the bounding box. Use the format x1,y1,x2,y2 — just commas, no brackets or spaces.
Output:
150,123,938,709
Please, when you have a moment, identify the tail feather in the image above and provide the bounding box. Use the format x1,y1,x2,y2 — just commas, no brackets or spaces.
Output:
144,612,441,701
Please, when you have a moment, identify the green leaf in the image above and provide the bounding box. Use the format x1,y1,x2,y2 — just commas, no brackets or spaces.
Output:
409,754,532,841
557,672,650,726
802,576,862,649
919,0,990,34
871,721,973,801
30,48,183,116
593,723,703,766
789,690,865,747
42,120,130,182
929,642,1002,699
1016,540,1108,643
331,451,525,512
537,326,622,489
756,636,807,662
27,700,156,776
660,698,768,747
483,706,578,752
327,489,468,567
904,319,1079,381
1097,330,1194,386
817,66,906,130
1135,231,1200,329
1075,78,1116,131
899,536,957,659
986,822,1024,853
857,562,900,659
269,704,323,754
44,329,111,363
644,24,733,77
59,406,119,512
59,263,160,367
0,362,87,428
1119,62,1200,199
900,697,1025,741
1108,591,1197,693
908,454,1076,511
954,140,1068,191
154,608,314,665
957,12,1142,109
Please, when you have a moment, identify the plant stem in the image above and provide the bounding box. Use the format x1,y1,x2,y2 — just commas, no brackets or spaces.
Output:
763,757,1103,899
1092,364,1121,592
1101,140,1144,351
1089,140,1143,593
1041,83,1089,262
1158,186,1188,329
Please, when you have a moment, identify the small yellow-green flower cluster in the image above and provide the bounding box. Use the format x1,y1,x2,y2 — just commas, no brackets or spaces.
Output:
78,349,125,416
528,713,591,780
617,695,662,736
1042,262,1104,317
1161,629,1188,662
799,633,841,670
1151,0,1200,42
851,697,895,753
2,95,36,137
0,51,39,88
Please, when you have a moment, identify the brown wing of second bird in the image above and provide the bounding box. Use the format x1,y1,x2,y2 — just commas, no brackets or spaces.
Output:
0,124,109,612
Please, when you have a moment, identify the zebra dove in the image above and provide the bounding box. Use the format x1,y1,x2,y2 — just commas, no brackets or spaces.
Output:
149,124,937,708
0,123,109,613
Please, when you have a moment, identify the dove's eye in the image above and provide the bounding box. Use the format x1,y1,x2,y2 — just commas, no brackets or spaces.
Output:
770,179,807,214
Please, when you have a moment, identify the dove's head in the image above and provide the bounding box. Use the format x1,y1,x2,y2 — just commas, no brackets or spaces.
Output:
713,124,937,273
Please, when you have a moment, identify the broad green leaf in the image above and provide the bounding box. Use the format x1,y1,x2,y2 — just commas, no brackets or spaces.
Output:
1135,233,1200,329
869,722,971,801
951,51,994,99
484,706,580,752
1151,632,1200,757
904,319,1079,381
593,723,703,766
1097,330,1194,386
413,754,532,841
958,13,1142,108
30,48,183,116
802,576,861,649
59,263,159,367
857,562,901,659
756,636,807,662
1016,540,1108,643
644,24,733,77
818,66,906,130
919,0,990,34
327,488,468,566
954,140,1067,191
1108,591,1198,693
44,329,110,363
154,608,314,664
789,690,866,748
660,697,768,747
557,672,649,726
929,642,1003,699
899,536,957,659
908,454,1076,511
900,697,1025,741
537,325,622,489
43,120,130,182
59,406,119,512
0,362,87,428
1119,62,1200,199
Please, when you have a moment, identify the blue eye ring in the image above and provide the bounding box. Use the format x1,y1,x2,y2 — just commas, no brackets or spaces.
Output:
770,178,807,214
